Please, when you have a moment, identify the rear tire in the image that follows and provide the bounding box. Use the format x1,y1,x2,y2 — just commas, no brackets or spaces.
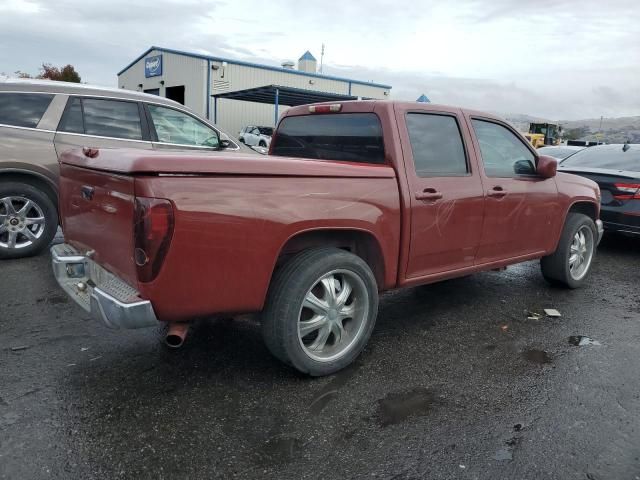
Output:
0,181,58,259
541,213,597,288
259,140,267,147
262,247,379,376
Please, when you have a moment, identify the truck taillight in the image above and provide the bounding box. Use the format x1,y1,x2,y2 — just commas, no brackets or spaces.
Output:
308,104,342,113
134,197,174,283
613,183,640,200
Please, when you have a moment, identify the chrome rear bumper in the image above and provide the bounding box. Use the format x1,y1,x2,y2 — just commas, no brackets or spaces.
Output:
51,243,158,329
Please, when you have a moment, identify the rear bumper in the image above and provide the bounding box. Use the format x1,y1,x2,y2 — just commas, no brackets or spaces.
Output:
596,219,604,245
51,243,158,329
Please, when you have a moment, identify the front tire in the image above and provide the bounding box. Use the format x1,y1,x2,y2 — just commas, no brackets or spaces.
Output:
0,182,58,259
541,213,597,288
262,247,379,376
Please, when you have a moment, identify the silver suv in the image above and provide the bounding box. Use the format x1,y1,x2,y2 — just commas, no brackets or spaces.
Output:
0,79,245,259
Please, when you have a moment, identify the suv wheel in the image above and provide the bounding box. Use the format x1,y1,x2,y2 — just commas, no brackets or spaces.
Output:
540,213,597,288
262,247,379,376
0,182,58,259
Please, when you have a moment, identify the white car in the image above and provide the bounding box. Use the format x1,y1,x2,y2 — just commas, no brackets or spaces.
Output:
238,125,273,148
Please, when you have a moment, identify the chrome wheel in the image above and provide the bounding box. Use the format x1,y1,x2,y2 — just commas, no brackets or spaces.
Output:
297,269,369,362
569,225,594,281
0,196,46,250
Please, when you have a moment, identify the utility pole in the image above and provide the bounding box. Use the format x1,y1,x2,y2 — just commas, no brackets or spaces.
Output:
599,115,603,135
320,43,325,74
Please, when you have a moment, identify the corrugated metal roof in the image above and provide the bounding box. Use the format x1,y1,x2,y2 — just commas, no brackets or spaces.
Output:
118,46,392,89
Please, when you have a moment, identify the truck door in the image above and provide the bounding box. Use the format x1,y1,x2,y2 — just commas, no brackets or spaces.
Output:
396,105,485,278
466,116,559,264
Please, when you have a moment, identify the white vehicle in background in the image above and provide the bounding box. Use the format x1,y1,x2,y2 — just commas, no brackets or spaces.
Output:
238,125,273,148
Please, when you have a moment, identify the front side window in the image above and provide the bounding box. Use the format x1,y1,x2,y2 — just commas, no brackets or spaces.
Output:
472,119,536,177
406,113,468,176
147,104,219,148
82,99,143,140
0,93,54,128
271,113,385,164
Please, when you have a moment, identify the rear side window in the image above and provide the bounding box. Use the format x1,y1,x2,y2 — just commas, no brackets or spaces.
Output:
0,92,53,128
58,98,84,134
406,113,468,176
271,113,385,164
561,146,640,170
63,98,142,140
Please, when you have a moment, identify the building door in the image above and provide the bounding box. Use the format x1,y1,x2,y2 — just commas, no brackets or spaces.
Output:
144,88,160,96
165,86,185,105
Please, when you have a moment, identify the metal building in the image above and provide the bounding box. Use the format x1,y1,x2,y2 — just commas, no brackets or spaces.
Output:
117,46,392,135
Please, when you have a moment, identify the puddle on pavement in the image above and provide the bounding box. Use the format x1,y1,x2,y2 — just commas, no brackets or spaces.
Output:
377,387,436,427
309,363,360,415
258,437,303,465
522,349,552,364
568,336,601,346
494,436,520,461
494,447,513,461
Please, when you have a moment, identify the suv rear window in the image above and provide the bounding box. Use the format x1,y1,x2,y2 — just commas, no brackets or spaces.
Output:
0,93,54,128
271,113,385,163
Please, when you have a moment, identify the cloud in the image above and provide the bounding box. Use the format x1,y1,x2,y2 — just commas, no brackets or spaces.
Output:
0,0,638,120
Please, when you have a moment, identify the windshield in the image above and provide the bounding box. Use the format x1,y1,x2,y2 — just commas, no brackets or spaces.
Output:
271,113,385,163
560,145,640,171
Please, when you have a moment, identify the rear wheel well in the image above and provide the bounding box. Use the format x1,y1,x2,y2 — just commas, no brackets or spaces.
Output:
275,230,385,289
568,201,597,222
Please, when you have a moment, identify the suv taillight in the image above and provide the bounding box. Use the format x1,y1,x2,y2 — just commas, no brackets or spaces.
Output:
134,197,174,283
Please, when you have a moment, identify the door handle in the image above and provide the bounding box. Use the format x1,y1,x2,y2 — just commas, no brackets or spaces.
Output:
487,186,507,198
415,188,443,201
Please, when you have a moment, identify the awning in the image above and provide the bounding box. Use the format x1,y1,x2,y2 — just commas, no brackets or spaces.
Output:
211,84,360,106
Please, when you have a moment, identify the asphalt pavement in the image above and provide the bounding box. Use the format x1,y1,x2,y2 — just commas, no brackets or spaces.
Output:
1,234,639,480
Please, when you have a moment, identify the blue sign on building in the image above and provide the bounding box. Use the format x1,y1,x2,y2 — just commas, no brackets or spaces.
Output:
144,55,163,78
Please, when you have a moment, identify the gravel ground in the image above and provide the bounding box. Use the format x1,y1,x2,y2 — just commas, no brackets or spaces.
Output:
1,234,639,480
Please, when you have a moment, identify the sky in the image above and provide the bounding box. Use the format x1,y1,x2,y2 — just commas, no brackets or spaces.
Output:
1,0,639,120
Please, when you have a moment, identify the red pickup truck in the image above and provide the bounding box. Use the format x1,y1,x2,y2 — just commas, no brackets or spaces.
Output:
52,101,603,376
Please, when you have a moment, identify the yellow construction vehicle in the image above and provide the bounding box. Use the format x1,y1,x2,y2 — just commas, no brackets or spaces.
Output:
527,122,561,147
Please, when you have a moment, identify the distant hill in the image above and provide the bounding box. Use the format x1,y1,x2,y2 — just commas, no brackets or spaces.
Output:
502,113,640,143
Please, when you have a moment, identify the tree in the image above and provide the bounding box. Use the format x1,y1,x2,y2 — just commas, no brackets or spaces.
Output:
37,63,81,83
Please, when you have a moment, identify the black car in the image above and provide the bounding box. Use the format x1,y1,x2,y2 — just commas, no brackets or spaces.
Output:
559,144,639,236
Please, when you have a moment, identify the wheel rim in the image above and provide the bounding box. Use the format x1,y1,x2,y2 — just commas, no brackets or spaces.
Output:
0,196,46,250
297,269,369,362
568,225,594,281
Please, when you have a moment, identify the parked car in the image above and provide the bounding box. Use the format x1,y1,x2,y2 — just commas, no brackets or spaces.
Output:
0,79,247,259
537,145,585,161
559,143,639,236
238,125,273,147
52,100,603,376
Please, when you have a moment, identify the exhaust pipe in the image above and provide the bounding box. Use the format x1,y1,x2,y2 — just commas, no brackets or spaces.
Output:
165,322,190,348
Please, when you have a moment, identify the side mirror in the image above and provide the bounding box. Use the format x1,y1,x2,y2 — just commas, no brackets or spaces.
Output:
536,155,558,178
219,139,230,149
514,159,535,175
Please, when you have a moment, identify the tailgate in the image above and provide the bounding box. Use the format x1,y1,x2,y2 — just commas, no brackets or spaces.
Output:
59,163,138,288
